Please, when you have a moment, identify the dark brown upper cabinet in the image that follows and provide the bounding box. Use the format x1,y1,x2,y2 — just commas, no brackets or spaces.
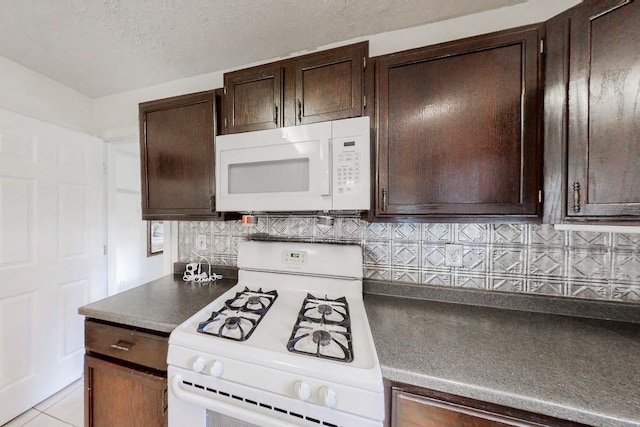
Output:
223,42,368,134
223,64,283,134
544,0,640,223
373,26,543,222
293,43,366,125
139,90,236,220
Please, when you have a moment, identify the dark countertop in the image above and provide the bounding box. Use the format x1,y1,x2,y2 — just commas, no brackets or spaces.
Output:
364,293,640,427
79,274,237,333
79,273,640,426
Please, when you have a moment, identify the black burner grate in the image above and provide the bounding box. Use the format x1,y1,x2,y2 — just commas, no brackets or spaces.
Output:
197,287,277,342
287,294,353,362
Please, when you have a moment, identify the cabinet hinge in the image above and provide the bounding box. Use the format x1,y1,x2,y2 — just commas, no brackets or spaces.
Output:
103,245,107,255
540,39,544,54
363,56,367,69
538,190,543,203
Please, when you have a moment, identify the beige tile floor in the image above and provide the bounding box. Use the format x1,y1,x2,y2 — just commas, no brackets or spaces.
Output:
2,378,83,427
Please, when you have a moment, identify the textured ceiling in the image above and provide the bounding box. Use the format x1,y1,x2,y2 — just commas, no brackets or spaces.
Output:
0,0,525,98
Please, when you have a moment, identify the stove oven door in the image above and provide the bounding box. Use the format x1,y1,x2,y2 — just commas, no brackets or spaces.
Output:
169,367,303,427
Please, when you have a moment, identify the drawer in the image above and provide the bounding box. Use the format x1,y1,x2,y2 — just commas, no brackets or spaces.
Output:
85,320,168,372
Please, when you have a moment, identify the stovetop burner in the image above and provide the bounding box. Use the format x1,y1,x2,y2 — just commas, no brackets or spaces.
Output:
196,287,277,341
312,330,332,346
287,294,354,362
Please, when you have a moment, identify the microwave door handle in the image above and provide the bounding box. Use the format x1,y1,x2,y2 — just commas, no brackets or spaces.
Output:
319,138,330,196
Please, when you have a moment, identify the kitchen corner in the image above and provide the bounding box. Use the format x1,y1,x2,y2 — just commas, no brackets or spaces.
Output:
80,266,640,427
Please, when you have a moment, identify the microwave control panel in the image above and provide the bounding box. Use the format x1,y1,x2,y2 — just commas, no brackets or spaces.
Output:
331,117,371,211
335,140,362,192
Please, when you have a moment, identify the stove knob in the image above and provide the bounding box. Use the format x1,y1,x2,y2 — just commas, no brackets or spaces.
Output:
192,356,206,373
294,381,312,401
208,360,224,377
319,386,338,408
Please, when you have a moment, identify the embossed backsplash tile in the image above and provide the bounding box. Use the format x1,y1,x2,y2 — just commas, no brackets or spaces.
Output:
422,223,453,242
178,217,640,304
529,224,565,246
491,224,526,245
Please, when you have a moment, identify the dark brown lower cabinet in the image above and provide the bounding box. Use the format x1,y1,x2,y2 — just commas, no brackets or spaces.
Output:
387,381,587,427
84,320,168,427
85,356,167,427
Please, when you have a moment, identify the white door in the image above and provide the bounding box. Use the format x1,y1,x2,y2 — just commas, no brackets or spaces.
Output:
106,139,165,296
0,109,106,424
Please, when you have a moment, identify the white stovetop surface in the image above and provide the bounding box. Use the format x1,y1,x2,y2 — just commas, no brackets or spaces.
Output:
169,269,382,392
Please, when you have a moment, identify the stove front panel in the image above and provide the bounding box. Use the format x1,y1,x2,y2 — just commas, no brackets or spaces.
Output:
169,365,384,427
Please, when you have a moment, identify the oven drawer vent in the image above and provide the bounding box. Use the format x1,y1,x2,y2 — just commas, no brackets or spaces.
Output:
182,379,341,427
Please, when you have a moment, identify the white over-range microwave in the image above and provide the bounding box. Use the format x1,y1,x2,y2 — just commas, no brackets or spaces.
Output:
215,116,371,213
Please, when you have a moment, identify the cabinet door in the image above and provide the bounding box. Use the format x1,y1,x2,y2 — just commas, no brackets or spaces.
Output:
293,42,367,125
85,355,167,427
224,64,283,133
140,91,223,220
392,390,541,427
375,26,542,220
566,0,640,218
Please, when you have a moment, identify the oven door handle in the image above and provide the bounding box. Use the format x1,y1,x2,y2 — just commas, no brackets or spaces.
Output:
170,375,302,427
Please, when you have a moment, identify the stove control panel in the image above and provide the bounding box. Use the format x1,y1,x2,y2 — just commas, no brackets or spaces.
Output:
282,250,308,266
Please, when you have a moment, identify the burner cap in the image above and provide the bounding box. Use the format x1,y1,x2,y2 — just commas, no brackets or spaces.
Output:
224,316,241,330
317,304,333,316
247,296,261,306
312,330,332,347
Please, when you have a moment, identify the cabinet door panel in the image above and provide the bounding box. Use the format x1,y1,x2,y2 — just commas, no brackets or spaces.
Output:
140,91,224,220
295,43,366,124
567,0,640,217
376,27,541,219
85,355,167,427
224,65,282,133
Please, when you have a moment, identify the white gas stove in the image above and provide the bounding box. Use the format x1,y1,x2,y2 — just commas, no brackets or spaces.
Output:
168,240,384,427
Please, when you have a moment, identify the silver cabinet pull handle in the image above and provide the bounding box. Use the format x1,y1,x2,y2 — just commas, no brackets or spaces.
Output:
382,188,387,212
572,182,581,213
110,341,132,351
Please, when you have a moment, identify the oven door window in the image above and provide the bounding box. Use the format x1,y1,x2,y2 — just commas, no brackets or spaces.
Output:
207,410,259,427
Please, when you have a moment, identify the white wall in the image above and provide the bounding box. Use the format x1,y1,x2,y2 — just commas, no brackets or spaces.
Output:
0,56,93,134
91,0,581,139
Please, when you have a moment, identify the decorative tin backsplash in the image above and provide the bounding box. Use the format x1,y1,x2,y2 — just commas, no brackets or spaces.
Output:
178,218,640,303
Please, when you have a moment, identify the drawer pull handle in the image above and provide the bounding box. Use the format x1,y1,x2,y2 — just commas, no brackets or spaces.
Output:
110,341,132,352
